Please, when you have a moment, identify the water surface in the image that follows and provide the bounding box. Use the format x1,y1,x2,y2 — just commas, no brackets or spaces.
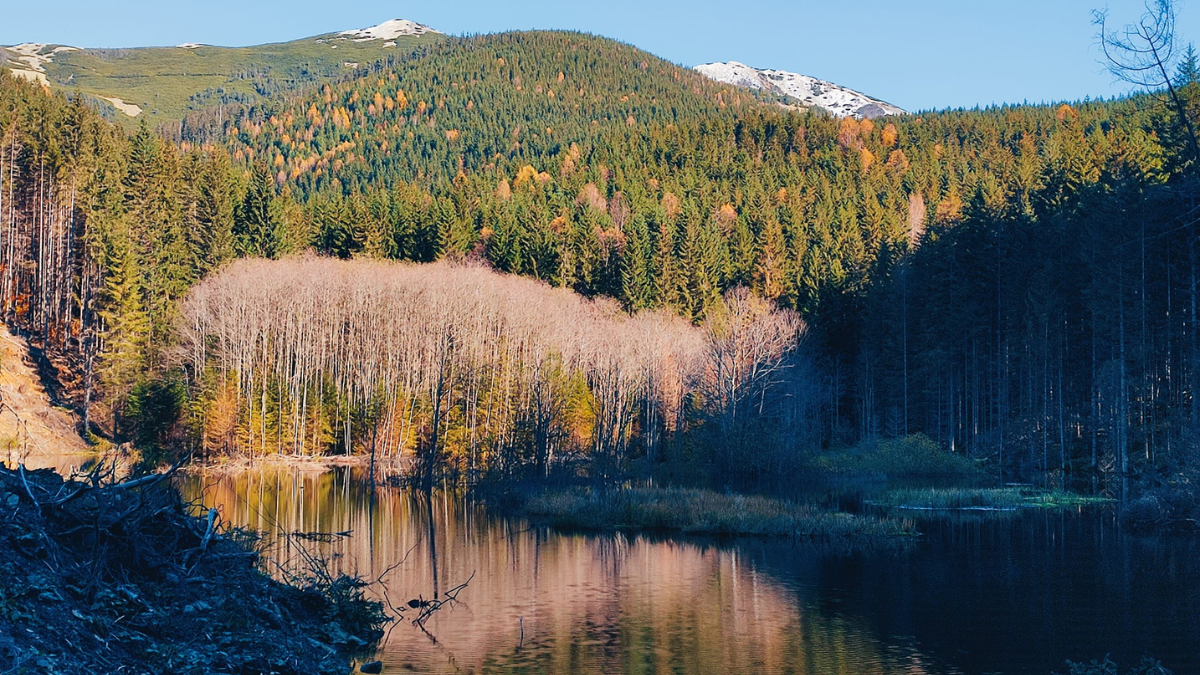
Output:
179,467,1200,675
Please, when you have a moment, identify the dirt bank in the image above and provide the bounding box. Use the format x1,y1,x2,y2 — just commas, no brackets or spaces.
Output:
0,325,90,470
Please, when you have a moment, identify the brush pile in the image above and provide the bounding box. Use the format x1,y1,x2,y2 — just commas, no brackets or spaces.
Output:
0,463,386,674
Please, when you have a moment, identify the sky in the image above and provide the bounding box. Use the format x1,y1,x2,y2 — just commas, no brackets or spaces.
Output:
2,0,1199,112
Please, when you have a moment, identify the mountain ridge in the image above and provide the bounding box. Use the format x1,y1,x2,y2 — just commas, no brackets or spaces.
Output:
1,21,904,125
0,19,441,126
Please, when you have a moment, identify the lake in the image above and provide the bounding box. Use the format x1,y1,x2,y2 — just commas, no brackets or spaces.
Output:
178,467,1200,675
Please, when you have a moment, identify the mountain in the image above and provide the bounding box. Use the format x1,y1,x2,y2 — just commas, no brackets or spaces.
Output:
694,61,904,119
211,30,760,196
0,20,442,127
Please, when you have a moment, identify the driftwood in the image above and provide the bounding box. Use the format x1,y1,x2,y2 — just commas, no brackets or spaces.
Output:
411,571,475,633
289,529,352,542
53,451,194,506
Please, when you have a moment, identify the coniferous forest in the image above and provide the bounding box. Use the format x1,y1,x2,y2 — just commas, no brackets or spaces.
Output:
4,26,1200,490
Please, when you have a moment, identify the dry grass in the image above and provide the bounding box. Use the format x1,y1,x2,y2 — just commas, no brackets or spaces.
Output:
871,487,1113,511
519,486,915,539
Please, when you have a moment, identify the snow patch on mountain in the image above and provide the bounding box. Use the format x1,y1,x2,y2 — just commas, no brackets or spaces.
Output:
337,19,440,42
1,43,77,86
695,61,904,119
100,96,142,117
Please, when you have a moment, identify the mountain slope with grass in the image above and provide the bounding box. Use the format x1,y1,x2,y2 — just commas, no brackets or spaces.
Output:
0,20,442,128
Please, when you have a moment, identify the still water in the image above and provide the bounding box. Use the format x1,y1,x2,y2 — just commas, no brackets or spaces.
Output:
178,467,1200,675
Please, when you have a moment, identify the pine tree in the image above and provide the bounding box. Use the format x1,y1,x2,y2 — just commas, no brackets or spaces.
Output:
754,213,787,300
96,228,150,427
124,122,193,350
235,163,281,258
191,150,237,272
620,213,653,310
1176,43,1200,88
679,213,727,320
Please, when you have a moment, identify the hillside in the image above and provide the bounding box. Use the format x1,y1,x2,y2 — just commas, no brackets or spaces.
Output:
208,30,765,194
0,326,88,469
695,61,905,118
1,21,903,133
0,20,442,128
1,18,1197,489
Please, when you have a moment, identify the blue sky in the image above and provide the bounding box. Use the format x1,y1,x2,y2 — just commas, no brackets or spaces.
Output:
3,0,1198,112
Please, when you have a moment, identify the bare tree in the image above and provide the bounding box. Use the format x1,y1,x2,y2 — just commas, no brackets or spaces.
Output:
179,259,809,483
701,287,805,472
1096,0,1200,162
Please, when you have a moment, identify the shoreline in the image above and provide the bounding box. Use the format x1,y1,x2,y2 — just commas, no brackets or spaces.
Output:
0,464,387,673
183,453,383,474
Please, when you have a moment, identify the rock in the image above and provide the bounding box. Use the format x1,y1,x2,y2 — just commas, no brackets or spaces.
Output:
360,660,383,674
5,493,17,508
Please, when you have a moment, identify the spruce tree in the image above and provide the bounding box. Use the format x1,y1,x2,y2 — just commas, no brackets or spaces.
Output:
235,163,280,258
620,213,653,310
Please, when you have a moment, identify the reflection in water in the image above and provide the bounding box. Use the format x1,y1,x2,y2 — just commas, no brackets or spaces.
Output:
179,467,942,675
179,467,1200,675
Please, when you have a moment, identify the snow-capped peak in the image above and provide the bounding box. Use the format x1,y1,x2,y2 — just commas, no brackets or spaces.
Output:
695,61,905,119
338,19,439,42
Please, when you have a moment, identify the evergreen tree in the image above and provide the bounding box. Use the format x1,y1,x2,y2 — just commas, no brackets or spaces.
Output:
620,214,653,310
96,226,149,426
235,163,281,258
190,150,237,272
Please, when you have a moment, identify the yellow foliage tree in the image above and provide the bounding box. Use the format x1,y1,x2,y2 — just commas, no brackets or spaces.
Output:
860,147,875,173
514,164,539,188
837,117,862,150
578,183,606,211
881,122,898,148
662,192,682,219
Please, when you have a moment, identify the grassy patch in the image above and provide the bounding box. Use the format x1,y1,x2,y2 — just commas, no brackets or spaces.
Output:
517,486,915,539
871,486,1113,511
815,434,985,481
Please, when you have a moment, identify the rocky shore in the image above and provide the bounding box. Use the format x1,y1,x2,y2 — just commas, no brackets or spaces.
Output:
0,464,387,674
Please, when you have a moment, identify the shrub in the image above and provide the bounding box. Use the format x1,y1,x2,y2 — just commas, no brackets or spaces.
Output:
1121,488,1200,533
817,434,984,480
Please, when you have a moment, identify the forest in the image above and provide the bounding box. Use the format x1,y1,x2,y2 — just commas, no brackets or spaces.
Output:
2,24,1199,490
